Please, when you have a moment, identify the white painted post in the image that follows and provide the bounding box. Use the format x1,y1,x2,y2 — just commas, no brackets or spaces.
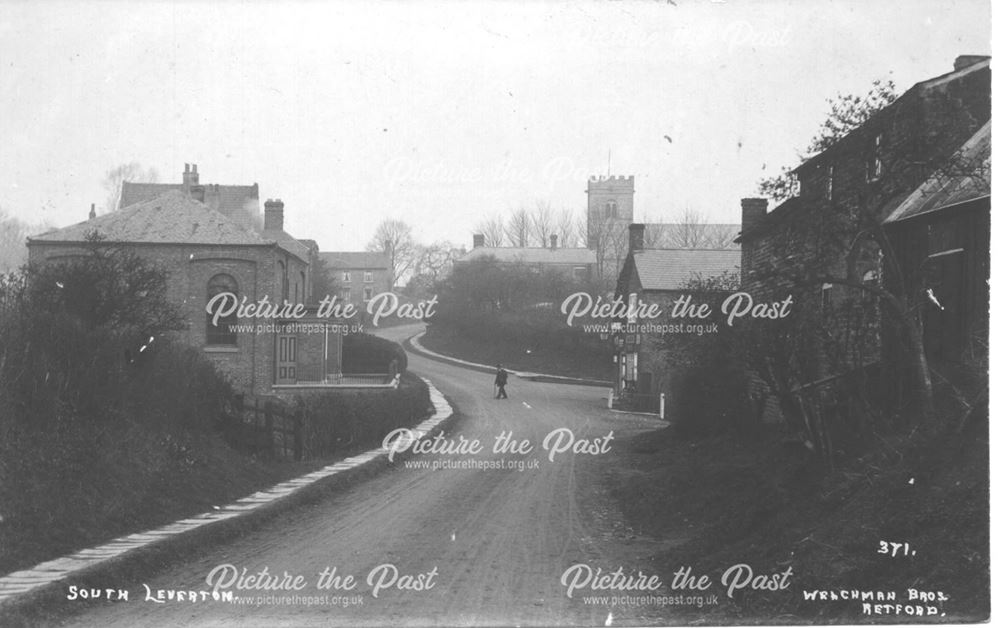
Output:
607,388,614,409
659,393,665,420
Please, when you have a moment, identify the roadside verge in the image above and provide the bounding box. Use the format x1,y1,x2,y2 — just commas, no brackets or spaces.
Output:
0,377,459,624
407,331,612,388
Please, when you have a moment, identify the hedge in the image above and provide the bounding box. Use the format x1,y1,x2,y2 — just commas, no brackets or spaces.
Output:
342,333,408,374
295,372,431,457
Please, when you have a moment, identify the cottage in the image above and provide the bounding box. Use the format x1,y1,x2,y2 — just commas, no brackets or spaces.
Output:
612,223,740,410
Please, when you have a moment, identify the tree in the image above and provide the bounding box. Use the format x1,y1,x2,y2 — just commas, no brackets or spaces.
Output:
475,214,506,247
308,248,339,304
366,219,416,289
758,79,897,203
0,206,51,273
504,207,531,247
529,201,554,246
103,162,159,213
405,241,462,298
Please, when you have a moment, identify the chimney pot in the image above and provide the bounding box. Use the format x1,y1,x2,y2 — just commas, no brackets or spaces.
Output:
89,203,96,220
628,224,645,253
473,234,485,249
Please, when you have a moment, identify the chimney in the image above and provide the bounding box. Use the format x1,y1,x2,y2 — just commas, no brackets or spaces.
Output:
182,163,199,191
473,234,485,248
741,198,768,233
954,55,990,71
549,234,558,250
264,198,285,231
628,223,645,253
88,203,96,220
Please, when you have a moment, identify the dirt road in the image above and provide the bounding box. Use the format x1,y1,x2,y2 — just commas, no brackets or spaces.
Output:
54,324,670,627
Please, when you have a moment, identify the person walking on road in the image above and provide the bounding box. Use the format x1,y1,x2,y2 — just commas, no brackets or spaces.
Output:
494,364,508,399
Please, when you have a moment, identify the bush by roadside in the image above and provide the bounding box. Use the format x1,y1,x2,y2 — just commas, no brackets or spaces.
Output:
295,372,430,457
342,332,408,374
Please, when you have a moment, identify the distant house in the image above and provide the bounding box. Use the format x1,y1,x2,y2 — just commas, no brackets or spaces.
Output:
27,189,345,396
612,223,740,408
457,234,597,282
319,251,392,303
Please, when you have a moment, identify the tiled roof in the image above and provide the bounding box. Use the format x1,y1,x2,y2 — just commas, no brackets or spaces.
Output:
458,247,596,265
632,249,741,291
121,181,260,231
265,228,312,263
319,251,390,270
30,191,270,246
885,121,991,223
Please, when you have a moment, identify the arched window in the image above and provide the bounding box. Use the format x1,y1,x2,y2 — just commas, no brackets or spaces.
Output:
206,273,238,346
604,200,618,218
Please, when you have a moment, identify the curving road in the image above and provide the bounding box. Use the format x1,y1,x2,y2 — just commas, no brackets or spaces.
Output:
54,324,670,627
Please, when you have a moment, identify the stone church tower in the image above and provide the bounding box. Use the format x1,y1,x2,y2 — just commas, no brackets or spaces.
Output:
586,175,635,285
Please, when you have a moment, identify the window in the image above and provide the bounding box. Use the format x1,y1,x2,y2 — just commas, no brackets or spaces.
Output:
363,286,374,301
342,271,351,282
604,200,618,219
340,288,351,301
206,274,238,346
867,133,884,182
826,164,835,201
820,283,834,313
300,271,307,303
364,271,374,283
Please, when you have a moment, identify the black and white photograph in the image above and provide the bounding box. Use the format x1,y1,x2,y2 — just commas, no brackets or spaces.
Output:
0,1,992,626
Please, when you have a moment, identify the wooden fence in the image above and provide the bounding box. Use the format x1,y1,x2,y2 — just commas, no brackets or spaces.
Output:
219,394,305,461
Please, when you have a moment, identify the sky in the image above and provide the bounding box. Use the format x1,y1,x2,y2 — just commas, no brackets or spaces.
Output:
0,0,992,251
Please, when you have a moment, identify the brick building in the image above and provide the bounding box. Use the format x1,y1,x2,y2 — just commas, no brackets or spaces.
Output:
27,190,344,396
612,223,740,410
318,251,392,304
736,55,990,421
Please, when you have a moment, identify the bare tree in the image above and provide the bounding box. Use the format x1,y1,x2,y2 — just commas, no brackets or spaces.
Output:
529,201,554,246
103,162,160,213
475,214,506,247
504,207,531,247
366,218,416,289
555,208,578,247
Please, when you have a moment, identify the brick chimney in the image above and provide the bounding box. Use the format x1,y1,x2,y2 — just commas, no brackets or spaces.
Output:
88,203,96,220
182,163,199,191
741,198,768,234
954,55,990,71
264,199,284,231
628,223,645,253
549,234,558,250
473,234,485,248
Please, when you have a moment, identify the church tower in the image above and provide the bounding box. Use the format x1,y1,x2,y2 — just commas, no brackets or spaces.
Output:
586,175,635,247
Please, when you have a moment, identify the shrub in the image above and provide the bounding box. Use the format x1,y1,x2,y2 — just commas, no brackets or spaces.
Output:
342,333,407,374
294,372,431,457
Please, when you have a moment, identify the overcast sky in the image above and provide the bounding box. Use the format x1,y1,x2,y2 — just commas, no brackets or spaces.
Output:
0,0,991,251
